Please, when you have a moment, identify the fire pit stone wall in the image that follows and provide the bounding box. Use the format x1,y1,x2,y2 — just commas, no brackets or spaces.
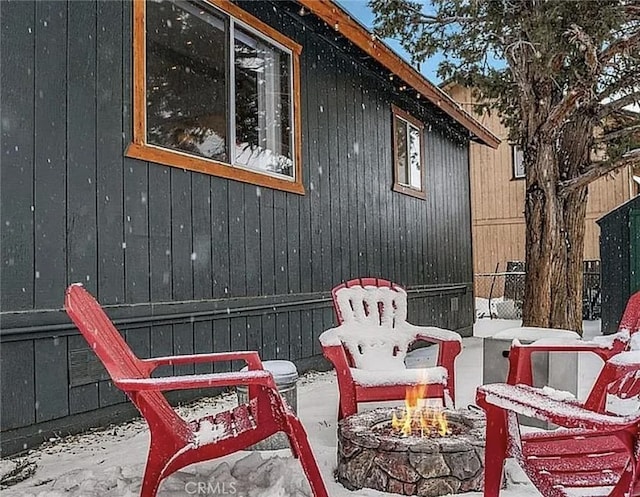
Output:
337,408,486,497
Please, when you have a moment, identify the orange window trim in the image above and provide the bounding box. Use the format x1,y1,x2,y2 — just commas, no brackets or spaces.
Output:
391,104,426,200
126,0,305,195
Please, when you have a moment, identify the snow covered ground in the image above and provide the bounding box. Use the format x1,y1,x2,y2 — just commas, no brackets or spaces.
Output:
0,320,616,497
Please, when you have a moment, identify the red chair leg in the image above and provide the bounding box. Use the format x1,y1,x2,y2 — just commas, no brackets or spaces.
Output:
483,405,508,497
285,416,329,497
140,445,172,497
338,394,357,420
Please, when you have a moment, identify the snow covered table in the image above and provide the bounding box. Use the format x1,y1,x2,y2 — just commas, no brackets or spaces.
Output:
482,327,580,428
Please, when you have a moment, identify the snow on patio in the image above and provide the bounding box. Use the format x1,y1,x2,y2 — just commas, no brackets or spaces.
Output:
1,320,609,497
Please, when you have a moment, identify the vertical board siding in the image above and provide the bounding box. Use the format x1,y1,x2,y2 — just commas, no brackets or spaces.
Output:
1,341,36,429
124,158,150,302
67,0,98,294
34,337,69,422
149,166,173,301
1,0,35,311
96,0,125,305
35,1,67,309
171,170,194,301
192,175,213,300
1,0,476,445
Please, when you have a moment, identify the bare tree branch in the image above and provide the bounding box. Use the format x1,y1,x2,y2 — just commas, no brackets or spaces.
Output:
596,123,640,144
559,148,640,193
597,90,640,118
541,89,585,136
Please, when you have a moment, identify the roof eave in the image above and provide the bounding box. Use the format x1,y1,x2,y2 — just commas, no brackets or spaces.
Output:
297,0,501,149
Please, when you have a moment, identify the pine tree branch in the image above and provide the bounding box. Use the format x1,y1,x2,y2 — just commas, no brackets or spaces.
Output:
567,24,599,75
599,31,640,64
598,72,640,102
559,148,640,193
597,90,640,118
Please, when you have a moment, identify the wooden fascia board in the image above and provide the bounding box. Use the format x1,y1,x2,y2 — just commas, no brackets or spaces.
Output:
298,0,501,149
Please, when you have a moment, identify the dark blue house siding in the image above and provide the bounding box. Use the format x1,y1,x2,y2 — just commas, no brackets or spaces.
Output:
0,0,475,455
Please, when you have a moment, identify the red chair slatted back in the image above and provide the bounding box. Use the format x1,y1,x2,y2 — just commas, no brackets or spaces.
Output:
65,284,188,438
331,278,398,325
618,290,640,334
584,351,640,412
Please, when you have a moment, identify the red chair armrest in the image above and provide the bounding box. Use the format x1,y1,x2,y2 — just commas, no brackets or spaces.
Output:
115,369,276,392
321,344,353,377
142,351,264,372
477,383,640,431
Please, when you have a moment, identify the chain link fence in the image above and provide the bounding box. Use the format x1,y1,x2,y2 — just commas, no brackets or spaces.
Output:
475,260,601,320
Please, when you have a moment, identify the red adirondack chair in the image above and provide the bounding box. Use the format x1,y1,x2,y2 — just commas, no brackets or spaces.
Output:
320,277,462,419
477,350,640,497
64,284,328,497
507,290,640,386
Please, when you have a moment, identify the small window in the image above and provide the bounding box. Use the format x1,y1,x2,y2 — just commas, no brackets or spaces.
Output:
127,0,303,194
512,146,525,179
392,105,425,199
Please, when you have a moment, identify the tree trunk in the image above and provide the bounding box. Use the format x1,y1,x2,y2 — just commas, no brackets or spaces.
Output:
521,115,593,334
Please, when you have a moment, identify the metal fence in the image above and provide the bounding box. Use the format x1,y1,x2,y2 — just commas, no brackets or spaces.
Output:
475,260,601,321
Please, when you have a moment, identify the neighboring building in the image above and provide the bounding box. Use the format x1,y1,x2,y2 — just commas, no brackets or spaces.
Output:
443,83,635,297
0,0,498,454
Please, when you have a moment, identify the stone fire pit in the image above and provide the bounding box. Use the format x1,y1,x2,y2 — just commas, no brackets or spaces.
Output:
336,408,486,496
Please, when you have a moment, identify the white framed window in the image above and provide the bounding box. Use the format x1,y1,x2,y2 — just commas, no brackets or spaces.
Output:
392,105,426,199
512,145,525,179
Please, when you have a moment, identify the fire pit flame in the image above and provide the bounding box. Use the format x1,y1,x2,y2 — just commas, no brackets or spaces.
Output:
391,383,449,437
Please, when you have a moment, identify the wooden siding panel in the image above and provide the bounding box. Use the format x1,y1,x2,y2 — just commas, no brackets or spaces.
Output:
275,313,288,359
35,337,69,422
212,319,231,372
173,323,194,376
194,321,214,374
68,0,98,294
260,189,275,296
211,180,230,298
261,314,276,361
244,184,261,296
274,192,288,294
245,316,261,358
1,341,35,429
124,158,150,302
230,317,247,358
287,194,301,293
171,170,194,301
149,166,172,301
228,182,246,297
1,0,35,311
69,383,99,415
336,56,350,283
150,324,174,377
96,0,125,304
192,175,213,300
34,0,67,309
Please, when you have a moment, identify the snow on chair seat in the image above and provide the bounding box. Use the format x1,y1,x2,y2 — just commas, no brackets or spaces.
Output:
320,277,462,419
64,284,328,497
476,350,640,497
350,366,448,387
